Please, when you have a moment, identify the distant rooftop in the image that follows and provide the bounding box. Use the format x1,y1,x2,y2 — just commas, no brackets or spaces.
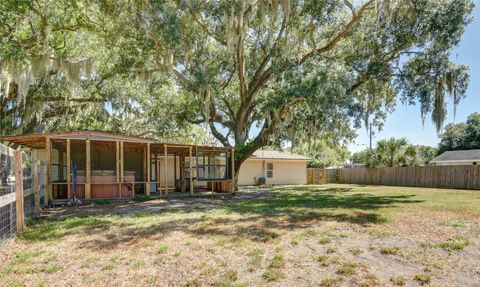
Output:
430,149,480,163
249,150,311,161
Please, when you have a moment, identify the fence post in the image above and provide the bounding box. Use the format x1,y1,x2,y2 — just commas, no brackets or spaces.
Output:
14,150,25,232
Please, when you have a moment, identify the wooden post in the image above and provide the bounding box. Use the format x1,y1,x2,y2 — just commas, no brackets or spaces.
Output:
14,151,25,232
181,154,186,192
32,150,40,215
230,148,235,193
174,153,177,191
146,143,151,196
58,142,63,186
66,139,71,200
189,147,193,196
116,141,120,182
120,141,124,198
164,145,168,196
85,139,91,199
45,138,51,205
156,153,161,196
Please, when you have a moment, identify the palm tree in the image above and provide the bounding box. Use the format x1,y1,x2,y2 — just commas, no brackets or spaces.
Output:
376,138,409,167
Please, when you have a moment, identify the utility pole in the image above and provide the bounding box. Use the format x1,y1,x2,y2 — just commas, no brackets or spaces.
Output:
369,123,373,150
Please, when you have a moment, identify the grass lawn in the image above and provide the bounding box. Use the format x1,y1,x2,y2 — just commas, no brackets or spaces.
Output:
1,184,480,286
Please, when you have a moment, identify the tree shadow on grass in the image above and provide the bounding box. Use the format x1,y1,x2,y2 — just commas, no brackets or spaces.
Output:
21,188,423,249
226,190,421,215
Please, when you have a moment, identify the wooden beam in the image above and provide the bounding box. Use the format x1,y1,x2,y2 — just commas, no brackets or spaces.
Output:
189,146,193,196
45,138,51,205
116,141,119,182
85,139,91,199
14,151,25,232
156,153,161,196
66,139,71,200
230,148,235,193
120,141,124,198
120,142,125,182
58,142,64,187
164,144,168,196
32,150,40,215
181,154,186,192
146,143,151,196
174,153,177,191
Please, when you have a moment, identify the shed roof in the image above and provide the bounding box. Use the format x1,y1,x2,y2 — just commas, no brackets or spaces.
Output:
249,150,311,161
1,130,232,151
430,149,480,163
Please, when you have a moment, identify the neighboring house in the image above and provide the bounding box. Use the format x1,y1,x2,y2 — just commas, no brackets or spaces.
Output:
430,149,480,166
238,150,311,185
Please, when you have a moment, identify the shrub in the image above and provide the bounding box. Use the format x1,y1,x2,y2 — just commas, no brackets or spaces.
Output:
336,262,357,275
414,273,431,285
320,277,342,287
133,194,151,202
380,247,399,255
262,269,284,282
390,276,407,286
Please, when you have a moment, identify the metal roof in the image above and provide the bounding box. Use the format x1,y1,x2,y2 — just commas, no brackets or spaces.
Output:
249,150,311,161
430,149,480,163
1,130,232,152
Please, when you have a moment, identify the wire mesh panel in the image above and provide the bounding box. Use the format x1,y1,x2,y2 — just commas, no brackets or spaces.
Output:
91,141,117,183
71,140,86,183
124,143,145,195
196,150,228,180
22,152,35,217
0,144,16,239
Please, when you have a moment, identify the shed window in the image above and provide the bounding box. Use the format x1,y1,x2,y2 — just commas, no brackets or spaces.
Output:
266,163,273,178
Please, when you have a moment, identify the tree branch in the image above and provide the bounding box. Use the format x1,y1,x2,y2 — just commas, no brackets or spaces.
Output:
187,6,226,46
298,0,374,65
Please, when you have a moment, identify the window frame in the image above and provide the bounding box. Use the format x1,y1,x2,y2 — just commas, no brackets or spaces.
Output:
266,162,274,178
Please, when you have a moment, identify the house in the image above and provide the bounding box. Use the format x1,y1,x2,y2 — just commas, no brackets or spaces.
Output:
3,131,235,205
430,149,480,166
238,150,311,185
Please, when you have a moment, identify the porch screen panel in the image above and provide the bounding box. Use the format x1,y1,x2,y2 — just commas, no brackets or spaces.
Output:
51,140,67,183
70,140,86,183
91,141,116,183
196,150,228,180
123,143,145,182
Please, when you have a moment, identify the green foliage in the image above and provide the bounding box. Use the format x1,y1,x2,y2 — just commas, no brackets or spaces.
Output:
94,199,112,206
352,138,437,167
0,0,474,167
414,273,431,285
295,139,350,168
262,268,284,282
132,194,151,202
438,112,480,153
376,138,409,167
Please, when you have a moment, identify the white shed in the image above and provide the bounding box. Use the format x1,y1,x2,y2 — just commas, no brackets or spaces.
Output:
237,150,311,185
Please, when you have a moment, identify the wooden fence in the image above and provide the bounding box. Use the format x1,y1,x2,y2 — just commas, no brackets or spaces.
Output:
307,168,338,185
308,165,480,190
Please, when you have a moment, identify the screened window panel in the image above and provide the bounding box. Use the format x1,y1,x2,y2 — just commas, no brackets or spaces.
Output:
196,151,228,180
